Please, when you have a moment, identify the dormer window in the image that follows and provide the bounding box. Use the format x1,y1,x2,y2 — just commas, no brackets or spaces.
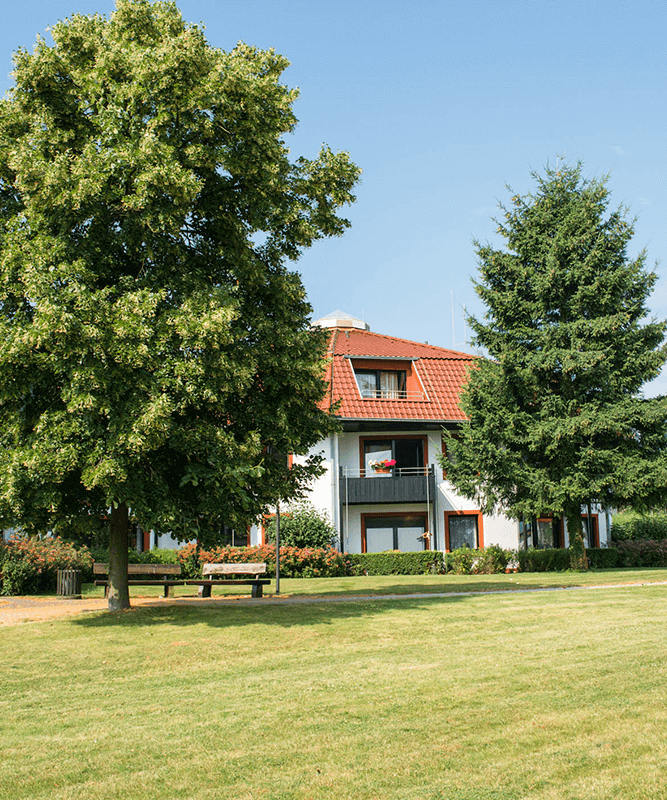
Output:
350,358,427,401
356,369,407,399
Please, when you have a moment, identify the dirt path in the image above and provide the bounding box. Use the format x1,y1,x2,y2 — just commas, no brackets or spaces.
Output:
0,593,279,626
2,580,667,626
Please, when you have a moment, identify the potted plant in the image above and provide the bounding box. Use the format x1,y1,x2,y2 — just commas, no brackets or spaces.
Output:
369,458,396,474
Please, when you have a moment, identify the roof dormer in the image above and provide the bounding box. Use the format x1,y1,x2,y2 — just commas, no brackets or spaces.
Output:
349,358,427,401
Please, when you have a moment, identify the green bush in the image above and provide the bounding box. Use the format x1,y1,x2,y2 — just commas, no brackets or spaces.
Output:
348,551,444,576
586,547,619,569
0,559,41,595
472,545,513,574
128,548,180,565
611,510,667,542
447,547,477,574
264,503,337,549
443,545,514,574
0,536,93,595
517,548,571,572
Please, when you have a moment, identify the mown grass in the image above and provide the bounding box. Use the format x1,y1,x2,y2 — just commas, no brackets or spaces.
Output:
78,566,667,599
2,579,667,799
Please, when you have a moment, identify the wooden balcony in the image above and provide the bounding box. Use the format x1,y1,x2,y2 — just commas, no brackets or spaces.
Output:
340,466,436,505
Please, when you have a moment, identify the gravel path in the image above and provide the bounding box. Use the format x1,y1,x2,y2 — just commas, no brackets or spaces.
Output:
2,579,667,626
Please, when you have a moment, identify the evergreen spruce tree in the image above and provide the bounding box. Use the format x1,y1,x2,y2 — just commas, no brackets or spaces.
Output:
443,163,667,568
0,0,360,608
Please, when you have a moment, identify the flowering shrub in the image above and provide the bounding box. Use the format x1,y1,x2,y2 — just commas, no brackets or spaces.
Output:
177,542,352,579
0,536,94,595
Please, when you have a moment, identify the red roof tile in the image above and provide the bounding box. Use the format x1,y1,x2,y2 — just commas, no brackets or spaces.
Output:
322,328,475,421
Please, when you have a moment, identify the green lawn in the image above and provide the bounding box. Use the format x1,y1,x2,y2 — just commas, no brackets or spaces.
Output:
3,576,667,799
79,566,667,599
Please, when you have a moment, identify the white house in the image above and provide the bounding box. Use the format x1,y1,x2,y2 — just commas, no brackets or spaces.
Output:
155,310,610,552
251,311,610,554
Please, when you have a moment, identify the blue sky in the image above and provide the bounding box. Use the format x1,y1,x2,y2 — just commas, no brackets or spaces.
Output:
2,0,667,394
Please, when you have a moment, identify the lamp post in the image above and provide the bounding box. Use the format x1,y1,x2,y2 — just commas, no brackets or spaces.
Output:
275,501,280,594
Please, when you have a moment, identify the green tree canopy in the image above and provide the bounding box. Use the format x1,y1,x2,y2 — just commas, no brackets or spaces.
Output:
442,163,667,567
0,0,360,608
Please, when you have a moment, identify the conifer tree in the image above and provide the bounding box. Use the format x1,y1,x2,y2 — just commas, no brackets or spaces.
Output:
443,163,667,567
0,0,359,608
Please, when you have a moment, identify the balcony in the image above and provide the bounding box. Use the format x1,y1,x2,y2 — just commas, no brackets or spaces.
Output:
340,465,436,505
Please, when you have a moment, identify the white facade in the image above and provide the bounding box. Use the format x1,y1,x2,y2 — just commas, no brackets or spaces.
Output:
249,430,611,554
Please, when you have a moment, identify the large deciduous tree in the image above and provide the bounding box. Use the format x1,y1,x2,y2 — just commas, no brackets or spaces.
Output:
442,163,667,568
0,0,360,608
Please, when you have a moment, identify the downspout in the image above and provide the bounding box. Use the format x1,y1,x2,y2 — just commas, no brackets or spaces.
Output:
333,433,341,551
425,460,431,552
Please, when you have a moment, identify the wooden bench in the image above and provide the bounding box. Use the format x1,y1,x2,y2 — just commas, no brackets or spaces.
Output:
186,563,271,598
94,563,183,597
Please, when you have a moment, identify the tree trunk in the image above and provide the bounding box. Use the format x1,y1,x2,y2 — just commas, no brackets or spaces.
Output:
565,507,588,570
108,503,131,610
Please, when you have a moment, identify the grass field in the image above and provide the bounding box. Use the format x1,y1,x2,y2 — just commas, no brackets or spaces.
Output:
78,566,667,599
3,573,667,799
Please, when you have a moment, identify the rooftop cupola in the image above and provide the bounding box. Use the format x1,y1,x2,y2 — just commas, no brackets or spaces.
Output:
313,310,370,331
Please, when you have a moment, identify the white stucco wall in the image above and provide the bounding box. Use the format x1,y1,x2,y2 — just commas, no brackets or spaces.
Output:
153,435,613,554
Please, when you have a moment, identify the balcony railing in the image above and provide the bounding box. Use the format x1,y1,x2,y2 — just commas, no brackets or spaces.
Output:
360,389,425,401
340,465,436,505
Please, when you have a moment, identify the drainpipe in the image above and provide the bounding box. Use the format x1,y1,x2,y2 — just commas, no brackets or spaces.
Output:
333,434,341,551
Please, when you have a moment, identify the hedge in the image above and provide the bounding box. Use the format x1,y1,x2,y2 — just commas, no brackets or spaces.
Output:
517,547,622,572
517,548,572,572
611,511,667,542
586,547,620,569
347,551,444,576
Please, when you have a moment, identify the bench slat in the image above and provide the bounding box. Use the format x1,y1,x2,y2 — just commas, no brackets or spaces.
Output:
202,562,266,576
93,563,181,576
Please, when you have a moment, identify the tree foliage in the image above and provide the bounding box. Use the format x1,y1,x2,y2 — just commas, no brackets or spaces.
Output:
442,163,667,565
0,0,360,607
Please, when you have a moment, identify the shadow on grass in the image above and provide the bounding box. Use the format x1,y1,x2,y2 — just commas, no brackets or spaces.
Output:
70,592,473,630
68,573,644,631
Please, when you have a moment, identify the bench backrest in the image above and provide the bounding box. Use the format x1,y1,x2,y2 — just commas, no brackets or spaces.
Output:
202,562,267,577
93,563,181,576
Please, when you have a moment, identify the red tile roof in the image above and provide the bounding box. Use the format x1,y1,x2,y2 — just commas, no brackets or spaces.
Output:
322,327,476,421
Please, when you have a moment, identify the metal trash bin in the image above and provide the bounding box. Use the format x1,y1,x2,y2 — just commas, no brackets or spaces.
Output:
56,569,82,598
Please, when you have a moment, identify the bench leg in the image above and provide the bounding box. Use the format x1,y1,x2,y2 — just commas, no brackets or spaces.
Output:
251,583,263,598
199,584,212,598
163,585,170,598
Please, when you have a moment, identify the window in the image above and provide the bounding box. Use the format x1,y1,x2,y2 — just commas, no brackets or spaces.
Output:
356,369,407,399
362,437,425,476
363,514,428,552
536,517,559,549
219,525,248,547
582,515,598,548
445,512,484,551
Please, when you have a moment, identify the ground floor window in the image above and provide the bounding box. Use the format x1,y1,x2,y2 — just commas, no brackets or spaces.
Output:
444,511,484,552
219,525,248,547
536,517,562,549
582,515,599,549
362,514,428,552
